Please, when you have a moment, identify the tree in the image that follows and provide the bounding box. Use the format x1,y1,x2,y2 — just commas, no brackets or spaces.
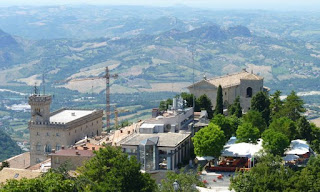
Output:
158,99,173,111
230,154,294,192
251,91,270,125
166,98,173,110
236,122,260,144
228,96,242,118
77,146,156,192
158,168,205,192
180,92,194,108
243,110,267,135
296,116,312,142
211,114,234,140
0,161,9,171
289,156,320,192
270,90,283,119
159,101,167,111
0,170,76,192
192,123,226,158
280,91,305,121
196,94,214,119
262,129,290,156
269,117,297,140
310,124,320,154
214,85,223,115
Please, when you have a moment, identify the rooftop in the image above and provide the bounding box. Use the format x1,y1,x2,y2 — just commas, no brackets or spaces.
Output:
121,132,191,147
0,168,41,184
50,148,94,157
50,109,96,124
189,70,263,89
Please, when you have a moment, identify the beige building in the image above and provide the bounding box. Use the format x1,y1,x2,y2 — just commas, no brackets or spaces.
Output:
28,94,103,166
50,147,94,170
188,70,266,112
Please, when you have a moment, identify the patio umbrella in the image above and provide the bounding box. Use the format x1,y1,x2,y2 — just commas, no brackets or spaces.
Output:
283,154,299,161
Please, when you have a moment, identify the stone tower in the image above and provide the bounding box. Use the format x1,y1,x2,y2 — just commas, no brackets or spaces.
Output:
28,94,52,123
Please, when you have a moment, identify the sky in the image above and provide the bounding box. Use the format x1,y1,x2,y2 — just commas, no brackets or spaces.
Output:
1,0,320,11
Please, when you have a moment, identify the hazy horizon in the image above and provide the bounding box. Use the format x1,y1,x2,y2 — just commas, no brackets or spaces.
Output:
1,0,320,11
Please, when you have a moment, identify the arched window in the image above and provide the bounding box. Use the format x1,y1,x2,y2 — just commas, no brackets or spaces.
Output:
246,87,253,98
56,143,61,151
45,144,51,153
36,143,41,151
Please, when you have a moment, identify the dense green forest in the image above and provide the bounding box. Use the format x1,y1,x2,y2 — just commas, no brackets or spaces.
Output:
0,129,21,161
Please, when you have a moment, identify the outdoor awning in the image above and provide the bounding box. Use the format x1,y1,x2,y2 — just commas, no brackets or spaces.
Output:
285,139,310,155
196,156,214,161
221,138,263,158
283,154,299,161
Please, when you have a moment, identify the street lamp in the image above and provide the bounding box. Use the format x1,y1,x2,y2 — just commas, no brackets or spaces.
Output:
173,180,180,191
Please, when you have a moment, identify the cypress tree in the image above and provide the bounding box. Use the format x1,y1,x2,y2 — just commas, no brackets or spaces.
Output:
215,85,223,115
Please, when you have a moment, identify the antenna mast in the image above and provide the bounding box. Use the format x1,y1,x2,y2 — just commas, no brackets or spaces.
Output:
42,73,45,95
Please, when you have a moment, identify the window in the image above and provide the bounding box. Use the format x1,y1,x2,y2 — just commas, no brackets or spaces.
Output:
55,157,60,164
36,143,41,151
92,122,93,126
246,87,253,98
75,129,76,133
46,132,49,136
36,132,40,136
56,144,61,151
56,133,59,137
45,144,51,153
36,158,40,163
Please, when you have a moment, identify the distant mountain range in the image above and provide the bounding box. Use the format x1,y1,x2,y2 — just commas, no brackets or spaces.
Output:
0,23,319,95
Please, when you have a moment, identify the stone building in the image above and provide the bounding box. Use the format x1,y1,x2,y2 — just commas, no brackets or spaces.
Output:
28,94,103,166
187,70,267,112
50,147,95,170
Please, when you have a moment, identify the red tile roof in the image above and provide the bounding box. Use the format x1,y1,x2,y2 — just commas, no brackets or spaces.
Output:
50,149,94,157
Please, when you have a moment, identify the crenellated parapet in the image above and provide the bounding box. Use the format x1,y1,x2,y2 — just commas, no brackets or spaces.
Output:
29,109,104,130
28,95,52,105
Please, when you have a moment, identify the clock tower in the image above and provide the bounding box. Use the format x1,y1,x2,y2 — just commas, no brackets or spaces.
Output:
28,92,52,123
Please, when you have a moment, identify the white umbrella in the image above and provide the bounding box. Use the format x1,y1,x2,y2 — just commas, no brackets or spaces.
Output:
283,154,299,161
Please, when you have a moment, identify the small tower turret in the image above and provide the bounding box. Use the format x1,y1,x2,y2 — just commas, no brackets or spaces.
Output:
28,86,52,123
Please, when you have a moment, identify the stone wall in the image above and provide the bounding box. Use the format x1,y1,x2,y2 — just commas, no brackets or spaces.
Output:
51,155,92,170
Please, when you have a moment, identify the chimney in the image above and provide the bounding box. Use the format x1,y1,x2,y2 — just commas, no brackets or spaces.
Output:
61,145,65,150
71,112,76,116
92,147,95,151
51,149,55,153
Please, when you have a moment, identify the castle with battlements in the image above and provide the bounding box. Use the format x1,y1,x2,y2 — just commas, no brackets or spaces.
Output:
28,94,103,165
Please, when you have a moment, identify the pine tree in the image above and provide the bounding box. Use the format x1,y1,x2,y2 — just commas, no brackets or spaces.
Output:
251,91,270,125
228,96,242,118
214,85,223,115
